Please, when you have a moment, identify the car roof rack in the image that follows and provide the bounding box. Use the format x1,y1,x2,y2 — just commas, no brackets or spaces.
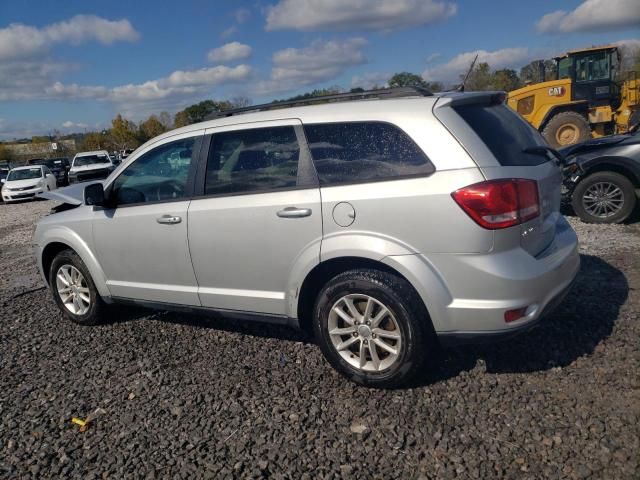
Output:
204,86,432,120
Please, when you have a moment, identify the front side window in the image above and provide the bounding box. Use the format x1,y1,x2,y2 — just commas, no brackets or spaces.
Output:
304,122,434,186
557,57,572,80
204,126,300,196
575,52,610,82
111,137,196,205
7,168,43,181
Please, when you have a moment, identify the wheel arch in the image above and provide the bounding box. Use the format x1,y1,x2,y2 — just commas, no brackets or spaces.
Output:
296,257,410,336
540,102,589,132
295,255,448,337
38,227,111,298
577,156,640,188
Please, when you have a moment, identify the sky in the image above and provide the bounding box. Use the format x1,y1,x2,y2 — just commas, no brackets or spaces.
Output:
0,0,639,140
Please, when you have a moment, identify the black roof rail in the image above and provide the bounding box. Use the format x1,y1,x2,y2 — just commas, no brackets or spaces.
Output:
204,87,432,120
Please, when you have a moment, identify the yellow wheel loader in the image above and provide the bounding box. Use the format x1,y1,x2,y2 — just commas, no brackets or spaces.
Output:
507,45,639,148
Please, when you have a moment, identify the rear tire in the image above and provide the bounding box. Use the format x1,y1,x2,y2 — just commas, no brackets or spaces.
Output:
542,111,590,148
312,269,435,388
49,249,107,326
572,171,636,224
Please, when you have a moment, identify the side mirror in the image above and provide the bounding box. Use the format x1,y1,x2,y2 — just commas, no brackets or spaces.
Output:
84,182,105,206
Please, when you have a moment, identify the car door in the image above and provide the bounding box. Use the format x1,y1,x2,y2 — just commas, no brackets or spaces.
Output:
92,131,203,305
187,120,322,316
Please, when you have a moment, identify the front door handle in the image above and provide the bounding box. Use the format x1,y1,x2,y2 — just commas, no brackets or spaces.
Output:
156,215,182,224
277,207,312,218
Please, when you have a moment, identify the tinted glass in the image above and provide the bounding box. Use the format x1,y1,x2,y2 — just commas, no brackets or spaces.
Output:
304,122,433,185
74,154,111,167
112,137,195,205
557,57,572,79
575,52,609,82
454,104,548,166
205,126,299,196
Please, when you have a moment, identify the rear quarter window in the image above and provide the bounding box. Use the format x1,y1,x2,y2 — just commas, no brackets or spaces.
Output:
304,122,434,186
454,104,548,166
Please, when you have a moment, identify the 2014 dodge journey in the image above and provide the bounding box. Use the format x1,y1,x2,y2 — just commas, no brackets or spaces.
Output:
34,88,580,387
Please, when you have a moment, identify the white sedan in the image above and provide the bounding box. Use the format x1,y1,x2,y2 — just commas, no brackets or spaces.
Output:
1,165,57,202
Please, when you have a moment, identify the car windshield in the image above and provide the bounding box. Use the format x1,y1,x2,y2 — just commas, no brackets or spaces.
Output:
73,154,111,167
7,168,42,181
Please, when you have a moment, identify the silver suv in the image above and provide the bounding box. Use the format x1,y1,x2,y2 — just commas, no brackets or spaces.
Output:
34,88,579,387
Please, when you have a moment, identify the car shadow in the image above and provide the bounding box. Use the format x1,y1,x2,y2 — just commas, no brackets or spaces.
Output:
102,253,627,387
104,303,311,344
412,253,628,387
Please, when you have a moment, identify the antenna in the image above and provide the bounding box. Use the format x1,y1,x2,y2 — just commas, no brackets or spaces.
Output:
458,54,479,92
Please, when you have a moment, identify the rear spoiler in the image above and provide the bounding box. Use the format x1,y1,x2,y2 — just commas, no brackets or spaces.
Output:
432,91,507,109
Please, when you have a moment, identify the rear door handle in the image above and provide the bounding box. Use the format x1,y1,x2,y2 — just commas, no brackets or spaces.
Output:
277,207,312,218
156,215,182,224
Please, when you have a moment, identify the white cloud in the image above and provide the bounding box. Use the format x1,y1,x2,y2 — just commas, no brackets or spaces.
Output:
423,47,534,83
235,8,251,24
62,120,88,129
255,38,367,95
44,65,252,117
207,42,252,62
0,15,139,61
536,0,640,33
220,26,237,38
426,52,441,63
351,72,390,89
266,0,456,32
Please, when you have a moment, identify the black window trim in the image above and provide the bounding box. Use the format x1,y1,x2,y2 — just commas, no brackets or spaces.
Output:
302,120,436,188
103,134,204,209
191,122,319,200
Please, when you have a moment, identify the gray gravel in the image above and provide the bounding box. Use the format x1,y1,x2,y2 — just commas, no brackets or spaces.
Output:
1,200,639,479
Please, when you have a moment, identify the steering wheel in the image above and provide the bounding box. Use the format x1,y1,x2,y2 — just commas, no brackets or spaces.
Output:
153,180,184,202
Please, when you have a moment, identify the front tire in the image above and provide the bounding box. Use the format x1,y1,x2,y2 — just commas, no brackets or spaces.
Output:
49,249,107,325
542,111,591,148
312,269,435,388
572,171,636,224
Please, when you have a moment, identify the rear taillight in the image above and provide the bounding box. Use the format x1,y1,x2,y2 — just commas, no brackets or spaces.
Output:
452,179,540,229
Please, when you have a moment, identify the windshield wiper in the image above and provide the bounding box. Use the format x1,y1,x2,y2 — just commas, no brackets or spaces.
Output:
522,146,565,166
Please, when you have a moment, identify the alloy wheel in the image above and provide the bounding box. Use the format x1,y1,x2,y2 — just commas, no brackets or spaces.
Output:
582,181,624,218
56,264,91,315
327,294,402,372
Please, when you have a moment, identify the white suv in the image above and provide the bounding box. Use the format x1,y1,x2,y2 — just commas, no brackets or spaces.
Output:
35,88,579,387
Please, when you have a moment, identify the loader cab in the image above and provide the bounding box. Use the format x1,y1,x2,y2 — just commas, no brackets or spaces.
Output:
556,46,620,107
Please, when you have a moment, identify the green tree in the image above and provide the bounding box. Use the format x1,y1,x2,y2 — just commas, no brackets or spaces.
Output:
520,59,556,84
110,114,139,150
174,110,189,128
463,62,493,91
139,115,166,142
424,81,444,92
492,69,522,91
388,72,428,89
82,132,108,150
31,136,50,143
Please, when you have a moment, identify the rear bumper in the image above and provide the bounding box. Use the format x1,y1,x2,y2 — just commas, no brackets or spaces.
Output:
437,277,575,346
386,215,580,341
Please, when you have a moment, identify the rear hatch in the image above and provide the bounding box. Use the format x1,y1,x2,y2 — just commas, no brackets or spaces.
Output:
434,93,562,257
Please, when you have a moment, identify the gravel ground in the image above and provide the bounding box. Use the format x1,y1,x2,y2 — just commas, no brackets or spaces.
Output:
0,199,638,479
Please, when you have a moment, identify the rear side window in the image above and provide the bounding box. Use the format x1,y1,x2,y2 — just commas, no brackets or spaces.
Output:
454,104,548,166
304,122,434,186
205,126,299,196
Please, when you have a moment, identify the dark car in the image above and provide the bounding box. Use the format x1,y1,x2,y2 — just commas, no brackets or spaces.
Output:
27,157,71,186
0,161,15,183
561,129,640,223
